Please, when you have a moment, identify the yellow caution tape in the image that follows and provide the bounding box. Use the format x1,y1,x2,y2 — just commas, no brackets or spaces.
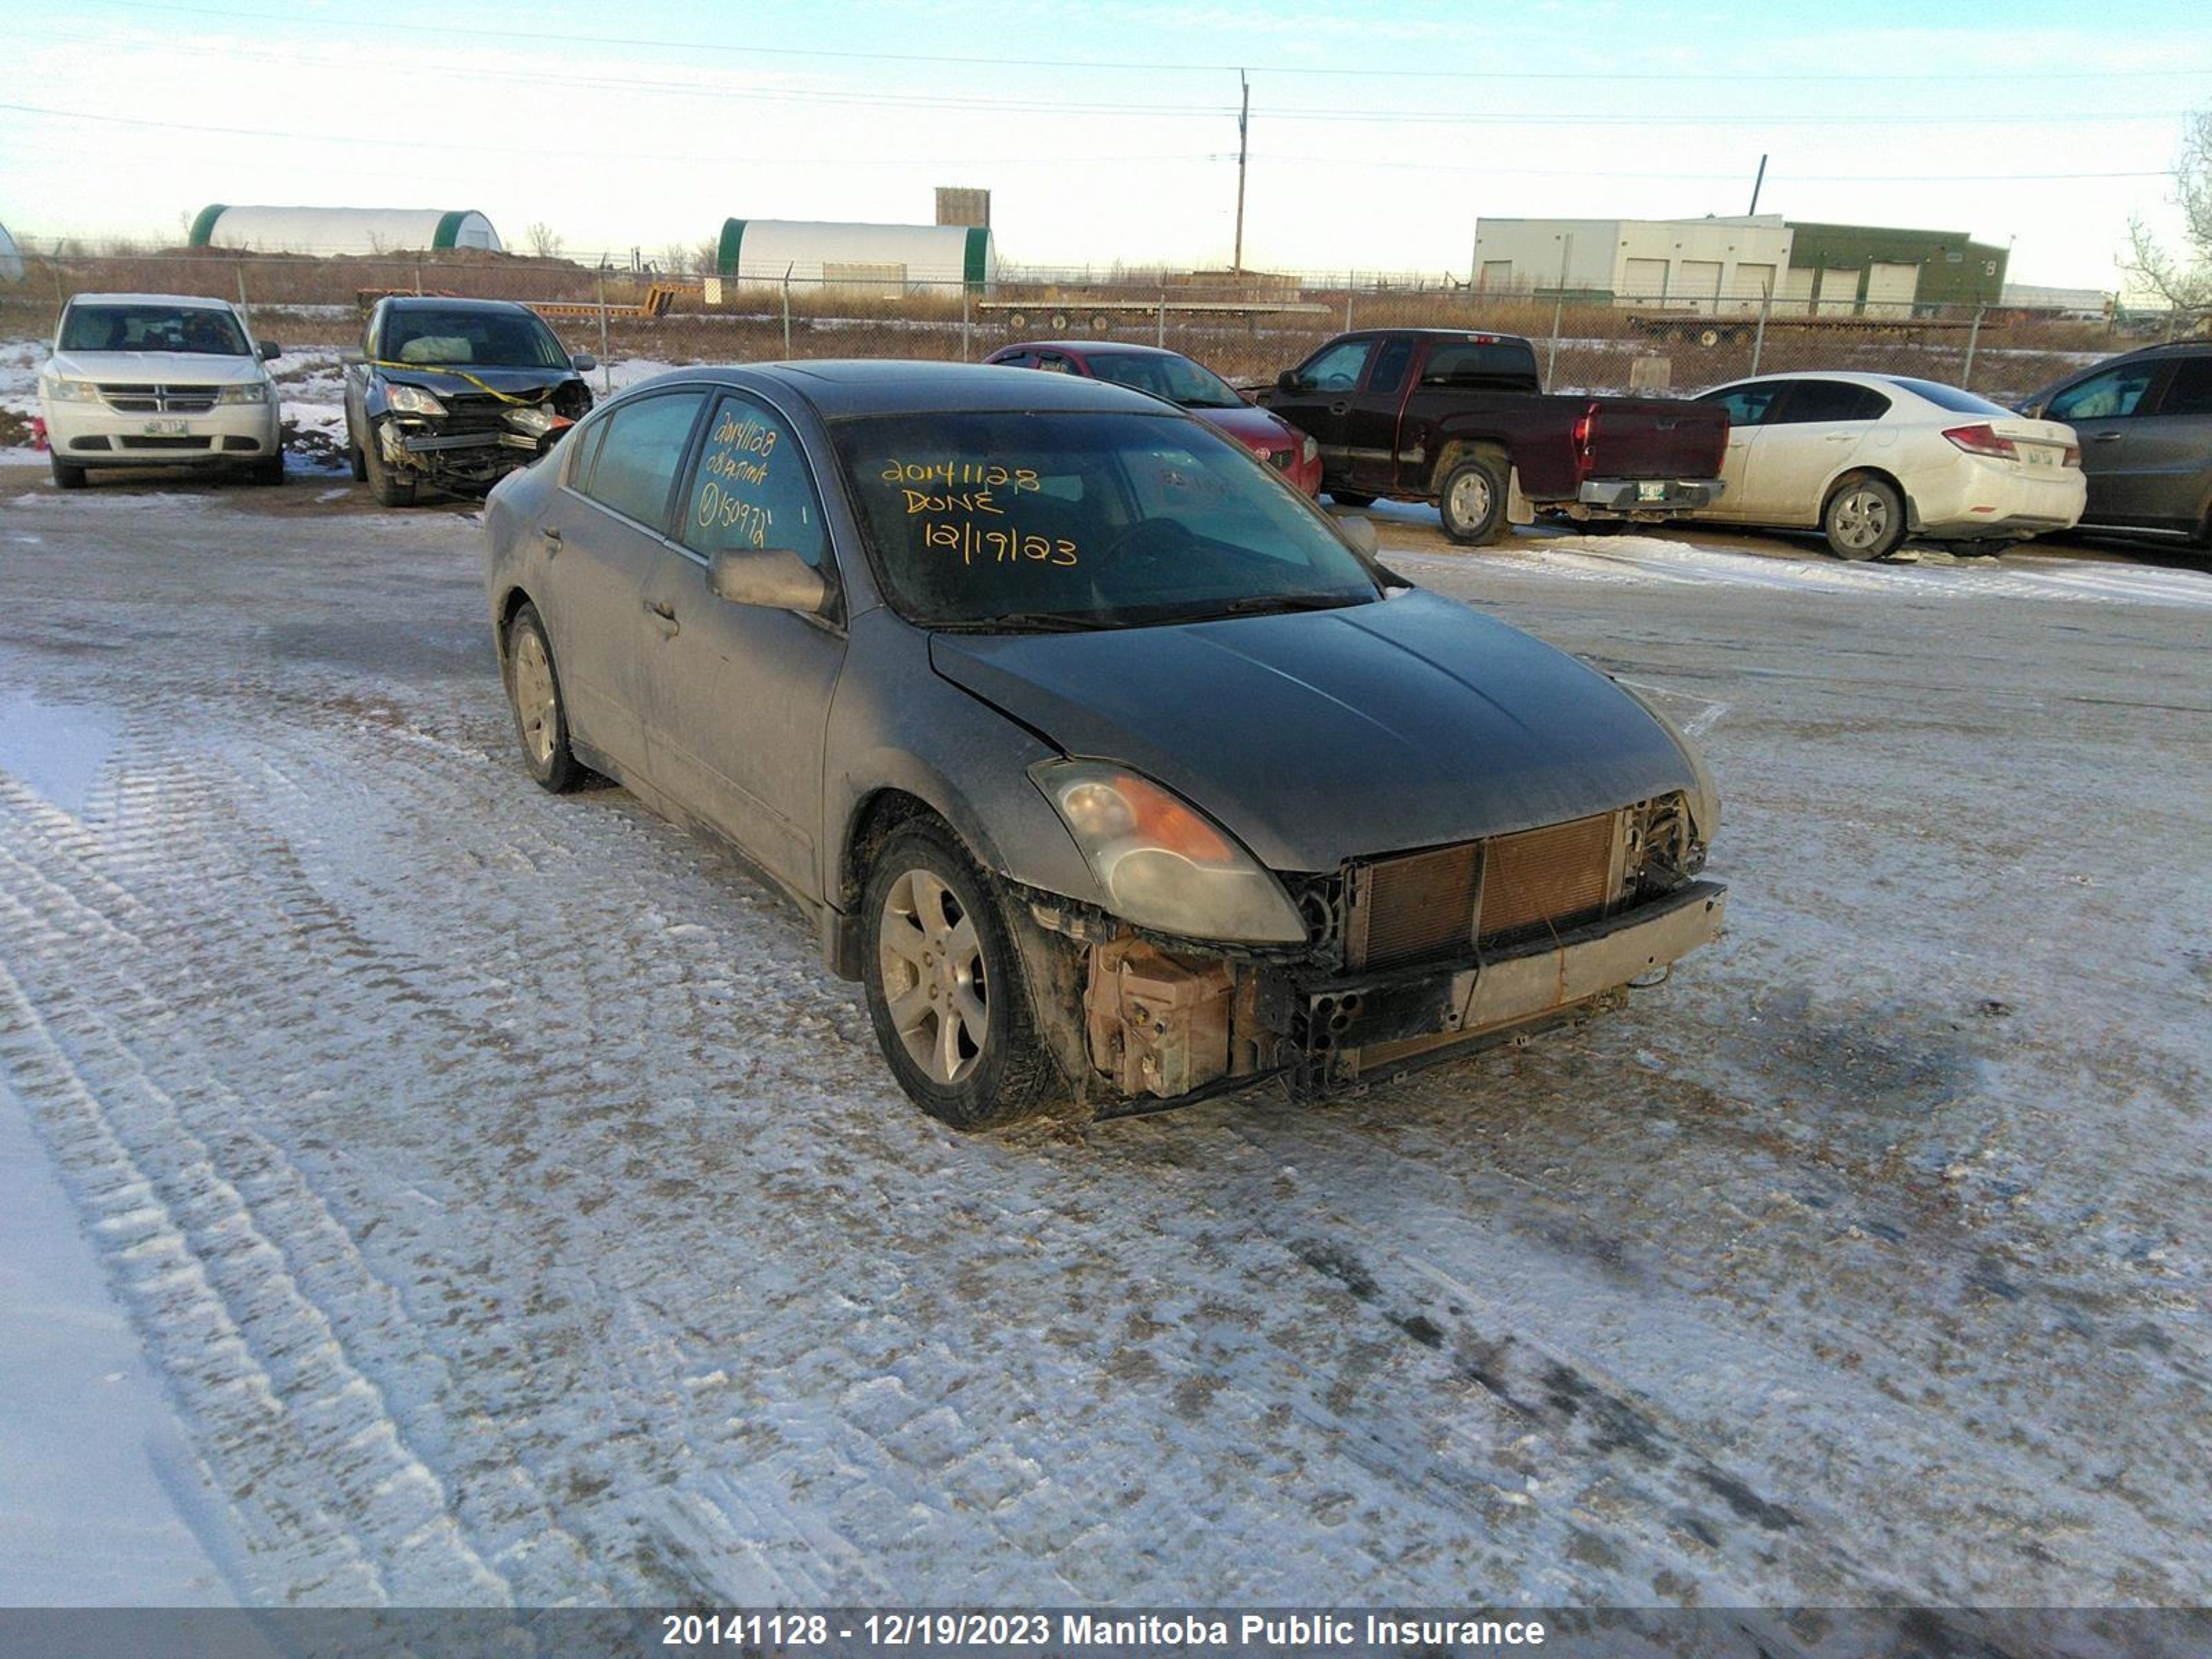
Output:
368,359,541,406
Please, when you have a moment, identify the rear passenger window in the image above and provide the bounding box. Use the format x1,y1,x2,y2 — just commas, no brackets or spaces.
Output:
1772,380,1891,423
1699,384,1786,427
681,393,829,570
1367,339,1414,397
577,391,706,528
2153,357,2212,417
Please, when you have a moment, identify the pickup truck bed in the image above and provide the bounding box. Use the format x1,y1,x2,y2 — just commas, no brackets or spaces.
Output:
1258,328,1729,545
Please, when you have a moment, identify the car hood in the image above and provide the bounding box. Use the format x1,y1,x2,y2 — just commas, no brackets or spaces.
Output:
374,363,579,398
1192,402,1297,452
928,590,1696,871
48,350,268,386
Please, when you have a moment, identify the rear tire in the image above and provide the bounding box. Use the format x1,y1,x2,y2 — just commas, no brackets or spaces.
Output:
502,603,583,794
363,424,417,507
1438,454,1508,546
50,454,87,490
861,820,1064,1130
1823,474,1906,561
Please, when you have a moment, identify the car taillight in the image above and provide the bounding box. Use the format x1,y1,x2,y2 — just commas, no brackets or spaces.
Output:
1573,404,1596,474
2062,442,2081,467
1942,423,2018,459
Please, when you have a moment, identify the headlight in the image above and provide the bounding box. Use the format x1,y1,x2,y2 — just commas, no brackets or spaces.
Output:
1301,434,1320,465
1032,760,1306,944
42,377,98,402
384,383,447,417
216,382,269,404
503,404,560,436
1615,682,1721,849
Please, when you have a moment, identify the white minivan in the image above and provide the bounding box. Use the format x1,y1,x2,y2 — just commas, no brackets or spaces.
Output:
39,292,284,489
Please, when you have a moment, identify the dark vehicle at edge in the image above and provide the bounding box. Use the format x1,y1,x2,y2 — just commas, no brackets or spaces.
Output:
482,361,1726,1129
344,297,596,505
1257,327,1729,545
2021,341,2212,543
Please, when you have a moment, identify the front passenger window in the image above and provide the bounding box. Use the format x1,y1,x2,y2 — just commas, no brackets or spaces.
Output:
2048,364,2154,423
577,391,707,528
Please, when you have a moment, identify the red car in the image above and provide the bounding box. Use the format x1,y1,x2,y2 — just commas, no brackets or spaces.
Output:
984,340,1323,496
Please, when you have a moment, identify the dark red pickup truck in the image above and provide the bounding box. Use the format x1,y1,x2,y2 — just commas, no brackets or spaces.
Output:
1257,328,1729,545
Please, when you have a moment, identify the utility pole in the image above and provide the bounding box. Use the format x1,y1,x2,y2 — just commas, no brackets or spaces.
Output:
1747,153,1768,216
1232,71,1250,274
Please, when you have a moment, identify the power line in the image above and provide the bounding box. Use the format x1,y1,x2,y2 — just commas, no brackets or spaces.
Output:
52,0,2212,83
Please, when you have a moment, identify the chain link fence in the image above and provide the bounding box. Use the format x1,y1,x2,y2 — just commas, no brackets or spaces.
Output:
0,250,2150,410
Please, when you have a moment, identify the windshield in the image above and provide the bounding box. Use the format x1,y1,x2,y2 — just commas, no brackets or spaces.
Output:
379,308,569,370
60,303,249,356
834,411,1381,630
1082,351,1244,410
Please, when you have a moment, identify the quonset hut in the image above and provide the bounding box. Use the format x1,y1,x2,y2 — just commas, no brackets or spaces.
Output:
0,220,22,283
188,205,503,256
715,219,995,292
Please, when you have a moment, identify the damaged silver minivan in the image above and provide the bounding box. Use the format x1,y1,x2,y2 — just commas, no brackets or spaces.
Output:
482,362,1725,1128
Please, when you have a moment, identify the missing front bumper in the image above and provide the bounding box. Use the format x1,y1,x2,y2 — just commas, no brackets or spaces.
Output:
1080,880,1726,1106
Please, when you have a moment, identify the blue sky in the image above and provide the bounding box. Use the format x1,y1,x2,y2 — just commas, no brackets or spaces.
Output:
2,0,2208,290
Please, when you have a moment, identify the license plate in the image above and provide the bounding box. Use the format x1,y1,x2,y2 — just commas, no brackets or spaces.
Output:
2021,446,2054,467
1637,481,1668,503
143,418,188,435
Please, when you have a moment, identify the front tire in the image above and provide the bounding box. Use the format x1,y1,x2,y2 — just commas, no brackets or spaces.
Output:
1329,490,1376,509
1438,455,1508,546
349,441,368,482
862,821,1064,1130
502,603,583,793
363,422,418,507
1823,474,1906,561
250,452,285,486
50,454,86,490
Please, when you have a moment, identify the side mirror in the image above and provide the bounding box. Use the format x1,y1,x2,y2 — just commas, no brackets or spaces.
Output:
1276,369,1304,393
571,352,597,372
339,348,365,366
258,341,283,362
1337,514,1379,557
707,547,832,616
2019,400,2045,419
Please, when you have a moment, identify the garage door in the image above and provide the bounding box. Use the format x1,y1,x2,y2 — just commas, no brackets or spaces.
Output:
1815,267,1860,315
1733,262,1776,315
1864,261,1920,318
1624,259,1669,303
1679,260,1723,311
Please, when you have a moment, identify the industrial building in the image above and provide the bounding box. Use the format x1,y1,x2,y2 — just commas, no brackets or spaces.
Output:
187,205,503,256
1472,215,2009,316
714,218,997,293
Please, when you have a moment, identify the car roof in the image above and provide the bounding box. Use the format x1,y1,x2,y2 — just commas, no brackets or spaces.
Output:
375,296,545,316
995,340,1186,359
66,292,238,310
1712,371,1906,388
732,359,1179,418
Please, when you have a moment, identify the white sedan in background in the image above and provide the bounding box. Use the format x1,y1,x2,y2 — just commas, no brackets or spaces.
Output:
1688,372,2084,559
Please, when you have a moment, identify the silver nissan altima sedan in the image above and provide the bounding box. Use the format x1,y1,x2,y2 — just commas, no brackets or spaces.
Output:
482,361,1726,1129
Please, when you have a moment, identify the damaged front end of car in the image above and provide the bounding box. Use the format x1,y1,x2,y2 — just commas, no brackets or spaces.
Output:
374,377,592,494
1013,776,1725,1118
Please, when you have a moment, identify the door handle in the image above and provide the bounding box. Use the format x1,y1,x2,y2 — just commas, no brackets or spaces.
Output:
1824,432,1856,442
1328,400,1351,415
2088,431,2122,442
644,597,679,635
540,526,562,554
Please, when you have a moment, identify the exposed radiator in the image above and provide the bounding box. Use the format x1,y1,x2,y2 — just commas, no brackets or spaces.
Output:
1347,812,1624,971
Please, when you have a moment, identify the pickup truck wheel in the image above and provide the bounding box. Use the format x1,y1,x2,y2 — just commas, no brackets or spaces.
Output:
348,441,368,482
362,425,417,507
1823,474,1906,561
50,455,88,490
862,821,1062,1131
502,603,583,793
1329,490,1376,508
1438,456,1508,546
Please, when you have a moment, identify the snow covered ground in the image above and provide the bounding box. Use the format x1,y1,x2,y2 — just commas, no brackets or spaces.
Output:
0,474,2206,1618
